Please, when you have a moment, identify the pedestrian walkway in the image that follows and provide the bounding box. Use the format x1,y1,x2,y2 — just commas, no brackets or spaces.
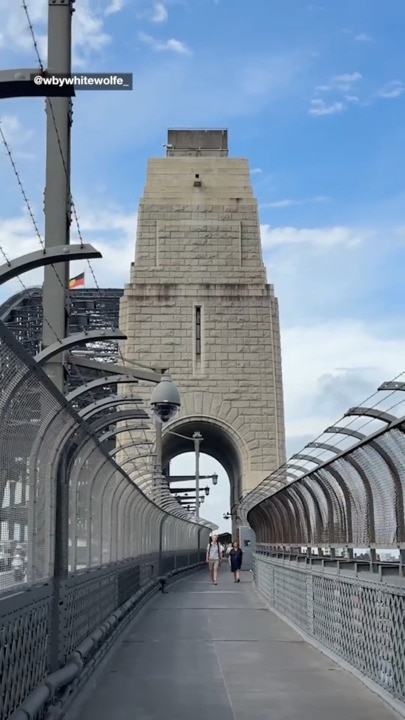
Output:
72,569,401,720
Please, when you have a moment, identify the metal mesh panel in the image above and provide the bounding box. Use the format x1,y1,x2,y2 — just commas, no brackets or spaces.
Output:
246,421,405,548
285,487,310,544
0,340,67,591
176,553,190,569
0,589,51,718
117,564,141,604
273,564,309,629
0,318,208,719
304,478,330,543
334,457,370,545
254,555,405,703
293,485,318,544
379,430,405,520
316,470,348,544
62,572,117,657
351,445,397,545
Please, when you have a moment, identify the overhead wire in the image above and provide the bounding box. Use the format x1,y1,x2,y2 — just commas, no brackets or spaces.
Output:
20,4,195,518
0,5,161,509
20,6,157,489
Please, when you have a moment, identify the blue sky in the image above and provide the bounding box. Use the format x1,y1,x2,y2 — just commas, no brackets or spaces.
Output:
0,0,405,531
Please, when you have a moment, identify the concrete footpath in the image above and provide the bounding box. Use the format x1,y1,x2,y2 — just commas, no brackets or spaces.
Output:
72,569,401,720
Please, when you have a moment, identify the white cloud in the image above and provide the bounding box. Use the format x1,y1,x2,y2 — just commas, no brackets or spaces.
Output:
138,32,191,55
315,72,362,94
262,196,328,208
0,115,34,148
0,216,42,259
310,72,362,114
0,206,137,302
281,322,405,439
312,73,404,114
345,95,359,104
105,0,124,15
309,98,346,116
151,2,168,23
377,80,405,99
354,33,372,42
251,168,263,175
72,1,112,65
260,225,368,249
0,0,114,67
332,72,362,91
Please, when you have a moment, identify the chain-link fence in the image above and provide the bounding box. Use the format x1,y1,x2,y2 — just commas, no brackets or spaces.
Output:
254,552,405,704
243,376,405,551
0,319,210,720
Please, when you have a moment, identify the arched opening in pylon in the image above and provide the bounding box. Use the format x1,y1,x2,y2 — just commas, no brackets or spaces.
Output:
169,453,229,530
161,417,244,529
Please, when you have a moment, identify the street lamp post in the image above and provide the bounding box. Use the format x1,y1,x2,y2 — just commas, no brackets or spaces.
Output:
193,431,202,521
169,473,218,486
161,429,213,521
160,429,219,521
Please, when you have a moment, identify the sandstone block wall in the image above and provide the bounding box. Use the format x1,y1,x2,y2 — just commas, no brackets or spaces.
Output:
119,135,286,501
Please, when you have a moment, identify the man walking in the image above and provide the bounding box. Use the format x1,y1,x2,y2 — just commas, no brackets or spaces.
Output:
206,534,222,585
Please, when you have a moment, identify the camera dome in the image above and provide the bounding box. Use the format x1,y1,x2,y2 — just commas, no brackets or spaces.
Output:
150,375,181,423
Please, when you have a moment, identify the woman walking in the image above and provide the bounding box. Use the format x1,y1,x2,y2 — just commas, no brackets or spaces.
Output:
229,541,243,582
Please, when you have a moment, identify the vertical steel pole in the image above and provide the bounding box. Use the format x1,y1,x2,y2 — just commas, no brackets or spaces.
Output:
42,0,73,392
154,420,162,503
42,0,73,673
193,432,202,522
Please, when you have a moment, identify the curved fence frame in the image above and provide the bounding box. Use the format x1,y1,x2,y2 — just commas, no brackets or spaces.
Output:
243,376,405,711
243,381,405,555
0,318,211,720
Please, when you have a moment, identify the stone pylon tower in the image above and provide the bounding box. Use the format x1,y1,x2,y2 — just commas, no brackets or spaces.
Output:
119,129,286,513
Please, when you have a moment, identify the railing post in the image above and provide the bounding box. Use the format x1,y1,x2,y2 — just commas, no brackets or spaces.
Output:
49,446,70,672
306,570,314,636
399,549,405,577
198,526,204,560
158,514,168,575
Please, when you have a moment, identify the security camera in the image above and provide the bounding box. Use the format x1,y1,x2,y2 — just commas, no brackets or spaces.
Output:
150,375,181,424
152,402,179,423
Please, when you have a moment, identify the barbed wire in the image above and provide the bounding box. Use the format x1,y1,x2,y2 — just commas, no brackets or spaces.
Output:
17,5,118,325
20,3,126,338
0,114,82,348
0,5,213,525
0,120,154,495
0,239,80,388
22,0,44,71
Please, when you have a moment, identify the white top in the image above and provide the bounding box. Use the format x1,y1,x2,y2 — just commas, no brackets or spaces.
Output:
207,543,221,560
